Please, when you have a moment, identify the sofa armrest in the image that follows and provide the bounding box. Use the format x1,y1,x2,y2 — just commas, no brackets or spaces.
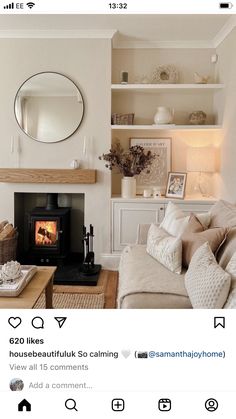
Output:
135,223,153,244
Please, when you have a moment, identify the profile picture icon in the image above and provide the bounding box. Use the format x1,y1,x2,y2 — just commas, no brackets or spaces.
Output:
205,398,218,412
10,378,24,391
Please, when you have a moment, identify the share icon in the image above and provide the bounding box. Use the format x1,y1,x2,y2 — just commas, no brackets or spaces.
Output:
54,317,67,328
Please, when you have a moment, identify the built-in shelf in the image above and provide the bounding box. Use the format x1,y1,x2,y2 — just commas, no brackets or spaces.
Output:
111,124,222,131
0,169,96,184
111,196,217,204
111,83,224,92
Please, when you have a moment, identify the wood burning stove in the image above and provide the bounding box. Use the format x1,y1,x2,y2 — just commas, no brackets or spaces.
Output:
27,194,70,265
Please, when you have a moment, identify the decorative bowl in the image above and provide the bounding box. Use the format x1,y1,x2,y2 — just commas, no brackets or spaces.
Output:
0,261,22,283
189,110,207,125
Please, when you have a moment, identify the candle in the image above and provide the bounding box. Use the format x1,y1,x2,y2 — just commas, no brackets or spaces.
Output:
121,71,128,84
143,189,152,198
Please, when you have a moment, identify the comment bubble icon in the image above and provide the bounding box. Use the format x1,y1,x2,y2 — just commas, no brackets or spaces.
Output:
31,316,44,329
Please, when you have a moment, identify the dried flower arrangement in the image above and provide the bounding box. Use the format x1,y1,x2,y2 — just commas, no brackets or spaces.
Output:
99,142,156,177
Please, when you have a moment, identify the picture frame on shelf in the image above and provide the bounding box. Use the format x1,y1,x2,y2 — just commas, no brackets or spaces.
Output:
165,172,187,199
130,137,171,195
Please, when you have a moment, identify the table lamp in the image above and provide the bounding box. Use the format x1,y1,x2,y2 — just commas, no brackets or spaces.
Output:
186,146,216,197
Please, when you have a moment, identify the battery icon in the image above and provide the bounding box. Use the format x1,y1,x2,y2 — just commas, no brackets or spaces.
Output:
219,2,233,7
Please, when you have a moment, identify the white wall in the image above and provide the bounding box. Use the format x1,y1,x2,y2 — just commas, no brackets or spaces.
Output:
0,38,112,261
214,28,236,202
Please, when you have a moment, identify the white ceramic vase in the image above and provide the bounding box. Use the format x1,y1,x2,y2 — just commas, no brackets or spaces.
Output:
121,177,136,198
154,106,174,124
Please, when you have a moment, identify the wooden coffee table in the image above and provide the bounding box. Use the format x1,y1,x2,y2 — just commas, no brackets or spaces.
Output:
0,266,56,309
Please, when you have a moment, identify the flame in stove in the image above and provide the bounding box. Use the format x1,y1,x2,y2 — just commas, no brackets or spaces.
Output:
35,221,57,246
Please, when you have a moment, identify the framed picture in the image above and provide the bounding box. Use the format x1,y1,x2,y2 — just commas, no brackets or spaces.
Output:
165,172,187,199
130,138,171,194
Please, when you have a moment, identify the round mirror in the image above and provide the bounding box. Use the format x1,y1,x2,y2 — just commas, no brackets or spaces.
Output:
14,72,84,143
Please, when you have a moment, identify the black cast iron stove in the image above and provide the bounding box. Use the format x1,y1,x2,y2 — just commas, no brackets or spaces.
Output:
27,193,70,265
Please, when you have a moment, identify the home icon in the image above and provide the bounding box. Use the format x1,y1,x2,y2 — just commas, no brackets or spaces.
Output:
18,399,31,412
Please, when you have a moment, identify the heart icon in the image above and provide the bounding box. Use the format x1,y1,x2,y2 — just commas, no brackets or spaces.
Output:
8,317,22,329
121,349,131,359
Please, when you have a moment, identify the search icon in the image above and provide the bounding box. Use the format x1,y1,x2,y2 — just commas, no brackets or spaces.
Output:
65,399,78,412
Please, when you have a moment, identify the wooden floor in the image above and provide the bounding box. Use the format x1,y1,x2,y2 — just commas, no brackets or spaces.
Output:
103,271,118,309
53,270,118,309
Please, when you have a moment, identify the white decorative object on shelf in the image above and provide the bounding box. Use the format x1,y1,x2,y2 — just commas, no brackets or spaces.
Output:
153,187,162,198
70,159,79,169
143,189,152,198
140,75,150,84
121,177,136,198
194,72,210,84
0,261,22,283
152,65,178,84
154,107,174,124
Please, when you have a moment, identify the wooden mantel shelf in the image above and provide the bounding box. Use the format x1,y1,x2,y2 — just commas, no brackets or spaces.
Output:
0,168,96,184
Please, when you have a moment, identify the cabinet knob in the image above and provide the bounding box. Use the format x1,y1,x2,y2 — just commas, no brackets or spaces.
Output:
160,207,164,210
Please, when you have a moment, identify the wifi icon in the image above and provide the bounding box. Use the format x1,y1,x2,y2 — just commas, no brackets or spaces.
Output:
26,2,35,8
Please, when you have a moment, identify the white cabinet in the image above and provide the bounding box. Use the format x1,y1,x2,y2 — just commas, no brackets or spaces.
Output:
111,197,215,252
112,201,165,252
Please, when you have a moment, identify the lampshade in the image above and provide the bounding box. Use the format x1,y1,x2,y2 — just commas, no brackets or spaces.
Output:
186,147,216,173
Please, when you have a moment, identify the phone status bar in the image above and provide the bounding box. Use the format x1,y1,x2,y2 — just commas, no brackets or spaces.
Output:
0,0,235,14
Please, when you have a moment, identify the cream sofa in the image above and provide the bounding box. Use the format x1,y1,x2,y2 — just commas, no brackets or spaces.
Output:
117,200,236,309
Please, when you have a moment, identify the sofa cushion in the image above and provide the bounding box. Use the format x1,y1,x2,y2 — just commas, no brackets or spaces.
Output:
118,244,189,308
147,224,182,274
121,293,192,309
181,214,227,267
185,242,231,309
181,214,205,266
209,200,236,269
209,200,236,228
217,227,236,269
224,251,236,308
160,201,210,237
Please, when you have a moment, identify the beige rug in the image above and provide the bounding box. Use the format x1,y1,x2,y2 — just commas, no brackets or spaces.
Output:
34,292,105,309
53,270,108,295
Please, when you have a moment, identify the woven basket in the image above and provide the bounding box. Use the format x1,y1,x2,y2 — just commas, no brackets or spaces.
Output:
0,233,18,264
111,113,134,125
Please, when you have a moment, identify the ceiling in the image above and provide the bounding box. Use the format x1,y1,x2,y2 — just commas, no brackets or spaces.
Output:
0,14,233,47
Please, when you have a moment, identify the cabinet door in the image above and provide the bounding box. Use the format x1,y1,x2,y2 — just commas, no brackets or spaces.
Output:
112,202,165,252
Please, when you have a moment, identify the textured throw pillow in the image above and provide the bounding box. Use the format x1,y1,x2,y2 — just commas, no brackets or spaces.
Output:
146,224,182,274
185,242,231,309
210,201,236,268
160,201,211,237
181,214,228,267
217,227,236,269
224,252,236,309
210,200,236,228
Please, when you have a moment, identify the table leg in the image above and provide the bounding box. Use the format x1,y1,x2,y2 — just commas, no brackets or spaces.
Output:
45,276,54,309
